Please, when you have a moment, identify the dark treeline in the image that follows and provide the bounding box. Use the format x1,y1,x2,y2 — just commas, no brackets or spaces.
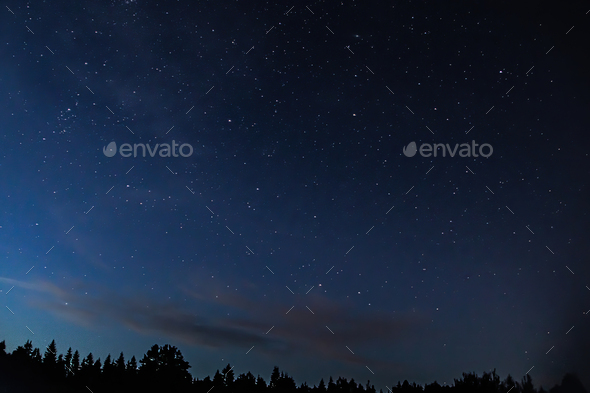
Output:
0,339,586,393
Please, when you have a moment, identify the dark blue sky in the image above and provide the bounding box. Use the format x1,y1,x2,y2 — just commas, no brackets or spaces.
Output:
1,0,590,390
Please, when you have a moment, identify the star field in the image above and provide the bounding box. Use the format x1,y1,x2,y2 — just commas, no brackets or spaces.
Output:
1,0,590,390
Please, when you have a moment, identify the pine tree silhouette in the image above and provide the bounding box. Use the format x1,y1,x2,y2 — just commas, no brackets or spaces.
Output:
0,336,586,393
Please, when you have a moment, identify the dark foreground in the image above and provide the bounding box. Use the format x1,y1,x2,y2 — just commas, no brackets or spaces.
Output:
0,339,585,393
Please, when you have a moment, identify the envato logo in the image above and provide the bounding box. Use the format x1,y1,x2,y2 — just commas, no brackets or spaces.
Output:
403,141,493,158
103,141,193,158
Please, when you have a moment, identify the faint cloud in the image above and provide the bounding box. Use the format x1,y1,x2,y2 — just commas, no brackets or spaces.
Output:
22,277,431,373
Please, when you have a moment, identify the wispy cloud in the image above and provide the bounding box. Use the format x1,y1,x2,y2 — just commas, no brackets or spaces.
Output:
13,276,430,371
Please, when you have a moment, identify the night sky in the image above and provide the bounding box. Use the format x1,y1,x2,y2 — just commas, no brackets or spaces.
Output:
1,0,590,390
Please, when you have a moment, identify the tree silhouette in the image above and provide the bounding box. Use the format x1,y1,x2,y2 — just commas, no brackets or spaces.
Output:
550,374,588,393
520,374,536,393
222,363,235,389
315,378,327,393
43,339,58,367
127,354,138,374
0,336,586,393
63,347,73,378
235,371,258,393
270,366,281,390
138,343,192,392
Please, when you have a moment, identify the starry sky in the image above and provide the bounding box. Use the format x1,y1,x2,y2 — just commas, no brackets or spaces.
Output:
1,0,590,390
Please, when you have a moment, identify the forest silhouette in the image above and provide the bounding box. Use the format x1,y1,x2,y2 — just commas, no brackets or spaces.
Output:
0,339,586,393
